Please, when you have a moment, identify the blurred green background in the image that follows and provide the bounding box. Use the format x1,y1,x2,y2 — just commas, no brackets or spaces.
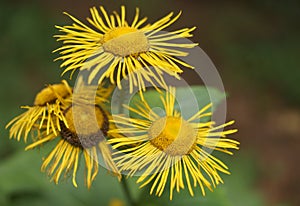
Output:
0,0,299,205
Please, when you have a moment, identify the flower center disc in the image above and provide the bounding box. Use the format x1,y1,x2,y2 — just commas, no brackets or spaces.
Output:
149,117,197,156
34,83,70,106
102,27,149,57
60,105,109,148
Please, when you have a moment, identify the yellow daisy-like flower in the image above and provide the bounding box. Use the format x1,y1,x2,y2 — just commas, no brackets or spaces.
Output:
109,87,239,200
24,83,120,188
54,6,197,94
6,80,72,142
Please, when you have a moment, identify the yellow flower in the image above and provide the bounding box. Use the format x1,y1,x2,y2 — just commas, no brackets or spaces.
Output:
6,80,72,142
24,83,120,188
54,6,197,94
109,199,125,206
109,87,239,200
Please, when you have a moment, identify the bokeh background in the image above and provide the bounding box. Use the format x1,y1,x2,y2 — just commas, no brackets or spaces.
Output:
0,0,299,205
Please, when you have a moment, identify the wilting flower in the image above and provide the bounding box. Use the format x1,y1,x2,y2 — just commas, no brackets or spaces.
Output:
109,87,239,200
54,6,197,94
14,81,119,188
6,81,72,142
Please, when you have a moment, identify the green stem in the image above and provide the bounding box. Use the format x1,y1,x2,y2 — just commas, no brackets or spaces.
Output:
121,177,136,206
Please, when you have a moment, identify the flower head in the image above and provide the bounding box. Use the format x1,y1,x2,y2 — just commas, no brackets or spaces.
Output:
24,83,120,188
54,6,197,94
109,87,239,200
6,80,72,142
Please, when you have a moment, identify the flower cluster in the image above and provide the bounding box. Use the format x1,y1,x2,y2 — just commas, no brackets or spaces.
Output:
6,6,239,200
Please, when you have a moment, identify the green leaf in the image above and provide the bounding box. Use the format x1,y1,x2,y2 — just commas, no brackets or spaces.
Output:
0,149,130,206
220,153,265,206
128,86,226,120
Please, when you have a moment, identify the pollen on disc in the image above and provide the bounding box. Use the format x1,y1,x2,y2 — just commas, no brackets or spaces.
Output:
34,83,70,106
149,117,197,156
102,27,149,57
64,105,106,136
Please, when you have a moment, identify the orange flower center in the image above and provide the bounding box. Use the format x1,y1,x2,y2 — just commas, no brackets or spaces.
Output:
34,83,70,106
60,105,109,148
101,26,149,57
149,116,197,156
